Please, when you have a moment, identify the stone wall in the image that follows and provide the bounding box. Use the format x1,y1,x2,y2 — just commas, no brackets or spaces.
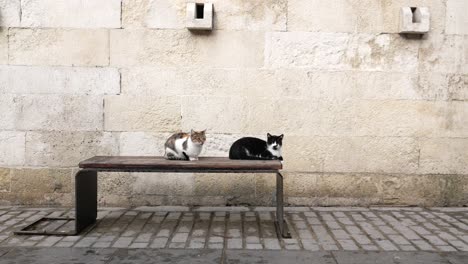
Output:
0,0,466,207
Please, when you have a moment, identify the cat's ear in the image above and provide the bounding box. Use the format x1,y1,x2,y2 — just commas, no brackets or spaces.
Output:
279,134,284,139
267,133,271,138
202,129,207,134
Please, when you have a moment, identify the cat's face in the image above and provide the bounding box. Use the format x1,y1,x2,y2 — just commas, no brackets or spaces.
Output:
190,129,206,145
267,133,283,151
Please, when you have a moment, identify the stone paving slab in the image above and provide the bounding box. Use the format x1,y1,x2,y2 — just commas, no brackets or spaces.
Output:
0,248,117,264
225,250,336,264
0,207,467,253
0,248,466,264
111,249,221,264
332,251,452,264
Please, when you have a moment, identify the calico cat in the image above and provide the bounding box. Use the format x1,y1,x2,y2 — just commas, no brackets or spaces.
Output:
164,130,206,161
229,133,283,160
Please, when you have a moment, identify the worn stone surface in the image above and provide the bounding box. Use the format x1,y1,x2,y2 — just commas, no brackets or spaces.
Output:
181,96,248,134
10,169,72,202
282,136,419,174
446,0,468,35
419,138,468,174
21,0,121,28
0,66,120,95
0,168,10,192
0,95,15,130
378,174,447,206
0,29,7,64
265,32,419,72
0,131,25,166
288,0,446,34
9,29,109,66
0,0,20,27
419,34,465,74
25,131,118,167
194,173,256,200
15,95,104,131
132,173,195,196
110,29,264,68
122,0,286,31
104,96,181,132
0,1,466,207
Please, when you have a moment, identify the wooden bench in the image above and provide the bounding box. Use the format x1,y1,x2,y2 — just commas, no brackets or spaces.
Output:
16,156,291,238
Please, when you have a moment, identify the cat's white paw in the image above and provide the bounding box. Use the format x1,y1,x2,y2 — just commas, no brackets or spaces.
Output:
189,157,199,161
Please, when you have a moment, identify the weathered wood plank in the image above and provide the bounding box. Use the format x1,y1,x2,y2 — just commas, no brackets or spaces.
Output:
79,156,282,171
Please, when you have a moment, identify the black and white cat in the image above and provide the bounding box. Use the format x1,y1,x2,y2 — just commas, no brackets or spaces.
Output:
229,133,283,160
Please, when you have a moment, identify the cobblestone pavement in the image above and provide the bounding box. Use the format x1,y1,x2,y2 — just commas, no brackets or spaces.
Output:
0,206,467,253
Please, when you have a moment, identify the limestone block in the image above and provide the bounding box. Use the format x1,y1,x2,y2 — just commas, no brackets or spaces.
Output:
288,0,358,33
0,168,10,192
121,68,319,99
25,131,118,167
0,66,119,95
122,0,185,29
0,95,16,130
419,34,464,74
0,191,72,206
283,172,319,197
378,174,446,206
265,32,418,72
202,133,250,157
132,173,195,196
194,173,255,197
0,29,7,64
399,7,430,34
351,100,447,137
122,0,286,31
110,29,264,68
21,0,121,28
322,136,419,174
10,168,72,194
352,71,420,100
98,172,134,197
464,36,468,74
281,136,325,172
186,2,213,31
288,0,445,34
419,138,468,174
9,29,109,66
212,0,287,31
181,96,248,133
444,175,468,206
265,32,352,70
120,132,170,156
105,96,181,132
0,0,20,27
439,101,468,138
15,95,104,131
0,131,25,166
446,0,468,34
350,34,419,72
120,68,185,96
316,99,356,137
447,74,468,100
316,173,381,199
245,98,320,136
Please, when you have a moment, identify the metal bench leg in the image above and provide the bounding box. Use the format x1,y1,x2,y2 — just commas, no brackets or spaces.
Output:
75,170,98,234
275,172,291,238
